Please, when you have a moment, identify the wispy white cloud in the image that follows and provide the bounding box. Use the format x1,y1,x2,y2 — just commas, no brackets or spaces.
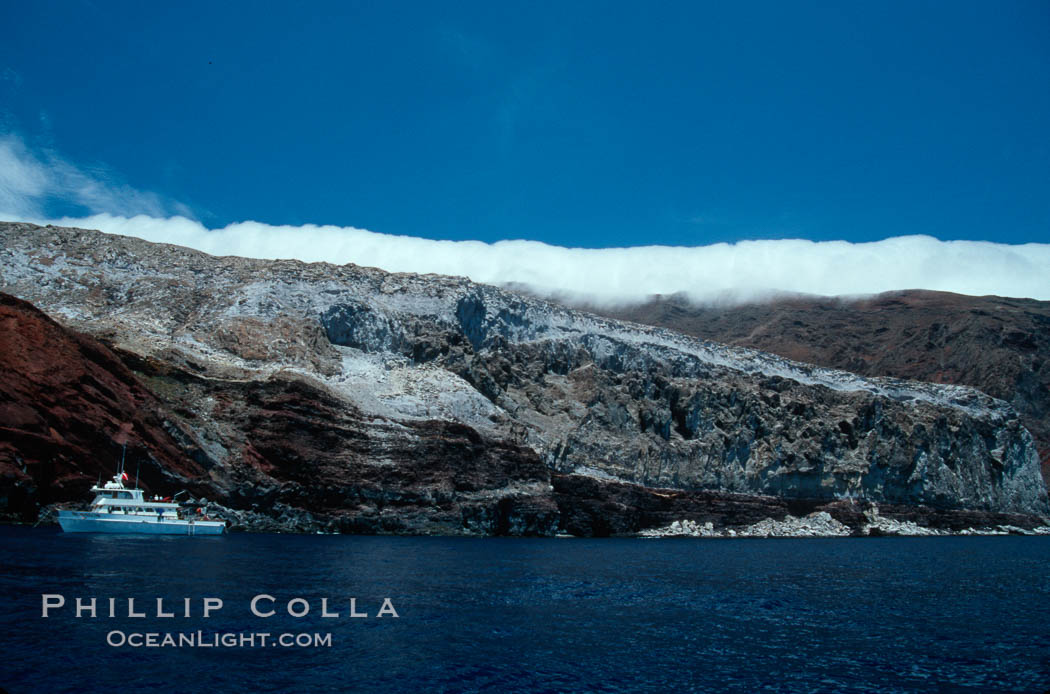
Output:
0,133,188,220
1,133,1048,305
0,136,49,215
1,67,22,87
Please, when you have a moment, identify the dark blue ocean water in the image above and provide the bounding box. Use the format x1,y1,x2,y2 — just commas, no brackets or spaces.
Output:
0,527,1047,693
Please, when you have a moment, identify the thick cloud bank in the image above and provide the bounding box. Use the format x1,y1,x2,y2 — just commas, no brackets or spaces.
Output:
2,133,1047,304
22,212,1050,305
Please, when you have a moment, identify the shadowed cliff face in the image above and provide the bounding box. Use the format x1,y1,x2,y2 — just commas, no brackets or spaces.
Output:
1,221,1048,534
577,291,1050,488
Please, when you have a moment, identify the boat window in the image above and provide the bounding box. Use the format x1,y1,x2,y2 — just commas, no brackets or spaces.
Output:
119,492,132,499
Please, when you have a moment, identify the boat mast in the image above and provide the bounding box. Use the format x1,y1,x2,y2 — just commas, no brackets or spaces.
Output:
113,421,133,482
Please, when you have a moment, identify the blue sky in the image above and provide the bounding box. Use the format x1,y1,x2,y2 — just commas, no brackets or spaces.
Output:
1,0,1048,249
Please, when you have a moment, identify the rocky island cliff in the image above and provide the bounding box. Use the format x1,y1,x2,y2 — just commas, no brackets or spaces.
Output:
1,222,1047,535
577,290,1050,490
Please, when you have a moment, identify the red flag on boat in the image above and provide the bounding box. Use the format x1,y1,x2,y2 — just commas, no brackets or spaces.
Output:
121,472,129,481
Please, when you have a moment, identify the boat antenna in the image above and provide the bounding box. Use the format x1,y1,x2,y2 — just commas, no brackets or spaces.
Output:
113,421,133,479
134,457,140,489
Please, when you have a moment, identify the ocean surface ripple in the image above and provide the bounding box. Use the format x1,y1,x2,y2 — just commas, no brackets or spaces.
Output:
1,528,1048,693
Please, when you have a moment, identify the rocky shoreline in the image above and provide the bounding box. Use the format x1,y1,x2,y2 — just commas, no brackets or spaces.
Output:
639,508,1050,538
28,495,1050,538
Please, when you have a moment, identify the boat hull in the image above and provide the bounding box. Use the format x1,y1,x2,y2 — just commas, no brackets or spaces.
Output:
58,511,225,535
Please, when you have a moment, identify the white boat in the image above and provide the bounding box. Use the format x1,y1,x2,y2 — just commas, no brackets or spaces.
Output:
58,473,226,535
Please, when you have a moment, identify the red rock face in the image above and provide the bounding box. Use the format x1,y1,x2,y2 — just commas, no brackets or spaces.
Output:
587,290,1050,487
0,293,213,519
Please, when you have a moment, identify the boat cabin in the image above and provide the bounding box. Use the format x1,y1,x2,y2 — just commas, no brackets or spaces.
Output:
89,474,182,519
